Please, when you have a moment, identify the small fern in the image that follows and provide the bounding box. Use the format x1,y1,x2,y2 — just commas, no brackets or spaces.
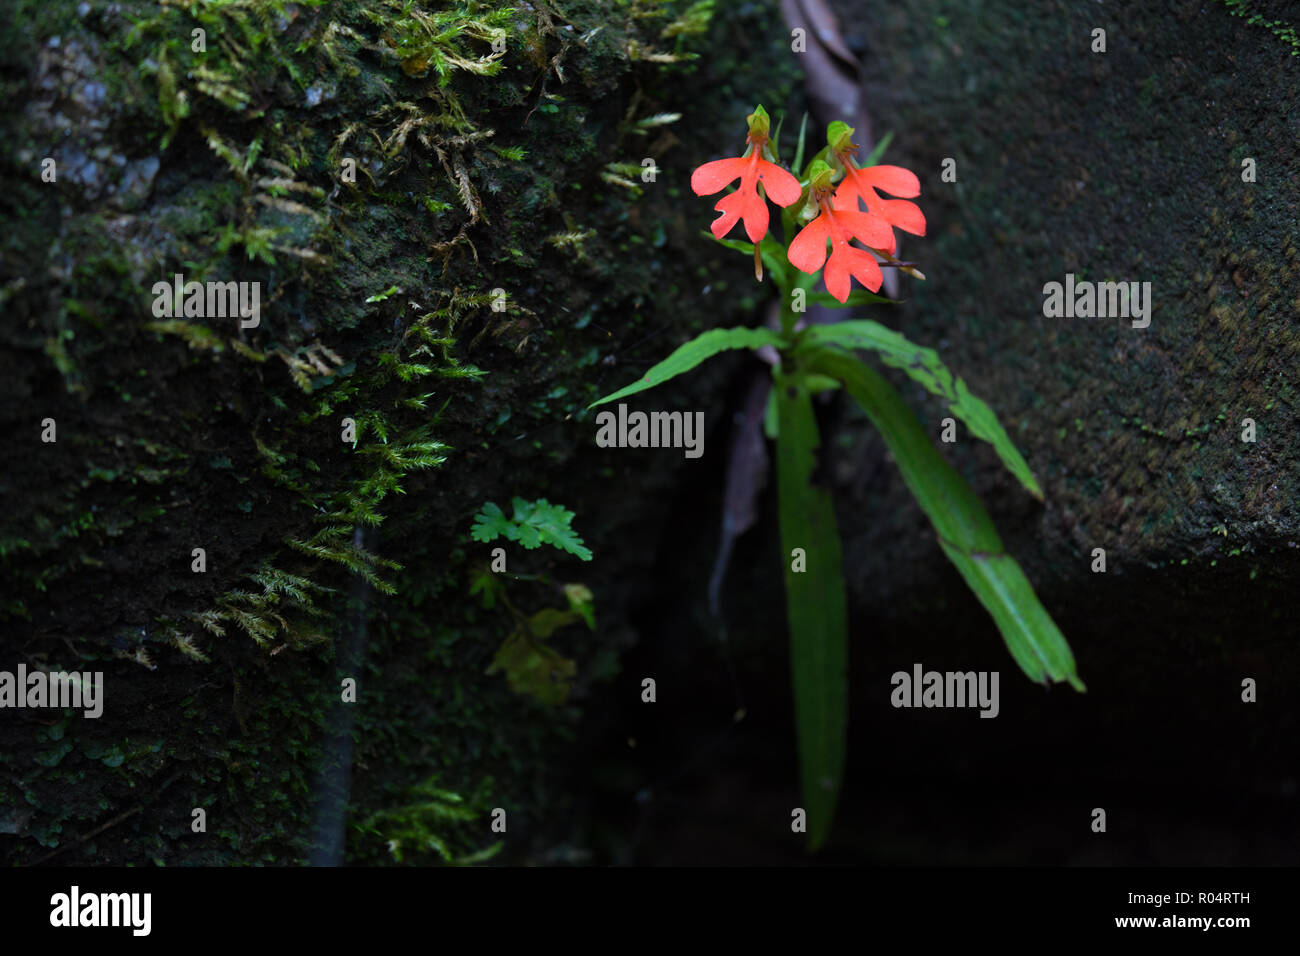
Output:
471,497,592,561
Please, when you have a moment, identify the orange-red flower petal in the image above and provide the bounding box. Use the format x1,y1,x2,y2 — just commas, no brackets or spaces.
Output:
755,159,802,207
856,164,920,198
789,199,888,303
787,214,831,274
872,198,925,236
690,157,750,196
824,206,897,256
835,163,927,239
823,245,883,303
692,150,802,244
710,185,769,243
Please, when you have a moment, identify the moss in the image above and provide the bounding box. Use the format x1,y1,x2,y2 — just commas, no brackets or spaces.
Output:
1218,0,1300,56
1,0,781,864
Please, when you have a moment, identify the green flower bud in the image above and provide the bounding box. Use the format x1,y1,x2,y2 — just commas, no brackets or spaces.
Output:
827,121,856,153
806,158,835,193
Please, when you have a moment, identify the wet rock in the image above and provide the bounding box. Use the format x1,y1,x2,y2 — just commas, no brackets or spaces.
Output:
115,156,161,211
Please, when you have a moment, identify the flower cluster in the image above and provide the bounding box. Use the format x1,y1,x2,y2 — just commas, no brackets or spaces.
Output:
690,109,926,302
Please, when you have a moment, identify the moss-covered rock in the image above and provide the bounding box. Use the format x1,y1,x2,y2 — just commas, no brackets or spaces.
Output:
0,0,803,865
812,0,1300,638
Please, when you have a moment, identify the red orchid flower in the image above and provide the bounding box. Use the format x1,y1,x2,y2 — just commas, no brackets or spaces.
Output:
827,123,926,244
788,161,898,303
690,105,803,244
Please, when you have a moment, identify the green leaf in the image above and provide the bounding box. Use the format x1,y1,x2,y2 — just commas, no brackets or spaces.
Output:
364,285,401,303
808,290,900,308
34,741,73,767
471,498,592,561
796,321,1042,499
487,627,576,706
860,131,893,168
510,497,593,561
527,608,583,640
804,374,841,393
510,509,543,549
792,111,810,181
805,347,1084,691
936,540,1084,692
469,502,512,544
590,326,784,408
468,566,501,609
774,368,848,851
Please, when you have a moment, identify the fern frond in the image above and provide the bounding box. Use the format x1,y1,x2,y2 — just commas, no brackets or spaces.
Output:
144,320,226,352
166,629,210,663
190,609,227,637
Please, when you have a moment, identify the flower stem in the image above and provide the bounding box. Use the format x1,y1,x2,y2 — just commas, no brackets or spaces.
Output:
778,280,797,340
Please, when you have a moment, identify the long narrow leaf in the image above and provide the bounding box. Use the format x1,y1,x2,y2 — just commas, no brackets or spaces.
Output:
792,112,810,184
589,327,783,407
937,540,1083,692
796,321,1042,499
860,131,894,169
805,346,1084,691
774,368,849,850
